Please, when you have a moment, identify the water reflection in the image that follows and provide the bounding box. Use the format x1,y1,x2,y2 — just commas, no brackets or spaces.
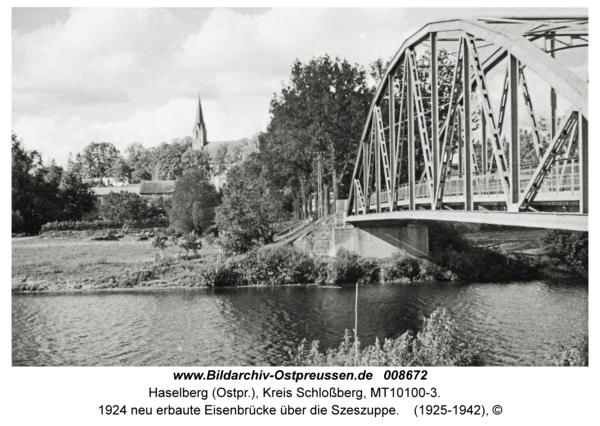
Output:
12,280,587,366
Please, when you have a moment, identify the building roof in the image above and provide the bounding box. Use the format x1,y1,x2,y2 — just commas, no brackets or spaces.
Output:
92,186,140,196
139,180,176,195
204,139,251,164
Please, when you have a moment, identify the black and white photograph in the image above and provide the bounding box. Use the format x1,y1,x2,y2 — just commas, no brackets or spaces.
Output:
10,6,589,370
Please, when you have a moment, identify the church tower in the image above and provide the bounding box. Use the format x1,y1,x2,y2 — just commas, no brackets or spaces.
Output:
192,93,208,150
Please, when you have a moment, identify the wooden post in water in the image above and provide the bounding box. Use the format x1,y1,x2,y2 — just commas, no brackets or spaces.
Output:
355,280,359,367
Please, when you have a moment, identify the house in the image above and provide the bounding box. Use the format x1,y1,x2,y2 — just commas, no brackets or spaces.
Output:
212,168,228,190
139,180,176,199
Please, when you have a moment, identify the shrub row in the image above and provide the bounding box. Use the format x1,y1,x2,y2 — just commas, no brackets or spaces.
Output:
195,246,319,287
186,244,534,288
41,218,169,232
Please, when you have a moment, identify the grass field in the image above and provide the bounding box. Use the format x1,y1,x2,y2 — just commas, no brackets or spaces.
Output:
13,238,153,278
12,236,222,291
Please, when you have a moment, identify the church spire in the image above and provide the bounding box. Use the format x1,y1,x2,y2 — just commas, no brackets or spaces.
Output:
192,92,207,149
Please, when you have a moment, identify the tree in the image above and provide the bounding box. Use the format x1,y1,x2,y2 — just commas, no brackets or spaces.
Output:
230,133,259,164
214,158,285,254
12,134,94,233
57,170,96,221
124,138,210,182
541,230,588,275
110,156,133,183
215,188,284,255
12,134,47,233
76,142,120,182
125,142,153,183
169,170,221,234
213,144,230,165
260,55,372,211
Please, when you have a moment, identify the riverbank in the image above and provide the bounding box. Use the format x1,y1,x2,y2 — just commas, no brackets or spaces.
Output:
12,236,221,293
12,228,579,293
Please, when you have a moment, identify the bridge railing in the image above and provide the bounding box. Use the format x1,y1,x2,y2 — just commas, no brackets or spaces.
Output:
364,158,580,209
472,170,504,196
519,158,579,193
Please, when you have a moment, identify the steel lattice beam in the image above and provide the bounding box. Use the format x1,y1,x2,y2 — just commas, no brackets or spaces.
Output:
347,17,587,223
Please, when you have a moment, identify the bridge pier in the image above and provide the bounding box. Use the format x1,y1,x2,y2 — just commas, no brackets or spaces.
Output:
332,224,429,258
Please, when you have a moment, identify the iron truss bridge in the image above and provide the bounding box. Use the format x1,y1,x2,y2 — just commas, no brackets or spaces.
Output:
346,16,588,232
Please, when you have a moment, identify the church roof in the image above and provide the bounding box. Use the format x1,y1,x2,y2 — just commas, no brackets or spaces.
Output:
192,93,206,134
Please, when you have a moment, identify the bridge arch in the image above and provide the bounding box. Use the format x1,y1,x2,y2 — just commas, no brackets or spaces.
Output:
347,16,588,231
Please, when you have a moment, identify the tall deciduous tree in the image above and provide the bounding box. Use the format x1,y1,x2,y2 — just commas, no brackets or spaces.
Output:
214,154,286,254
260,55,372,208
110,156,133,183
77,142,120,181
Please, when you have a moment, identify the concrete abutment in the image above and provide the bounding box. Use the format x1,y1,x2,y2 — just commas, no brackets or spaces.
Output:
331,224,429,258
293,199,429,258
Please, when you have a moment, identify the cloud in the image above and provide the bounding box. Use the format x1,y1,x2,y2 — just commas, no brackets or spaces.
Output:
13,9,178,112
176,8,410,88
13,8,588,167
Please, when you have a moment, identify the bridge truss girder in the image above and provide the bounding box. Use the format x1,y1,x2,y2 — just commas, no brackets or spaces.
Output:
347,17,588,220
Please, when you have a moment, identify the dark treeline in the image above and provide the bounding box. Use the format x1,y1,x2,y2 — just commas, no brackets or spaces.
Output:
12,134,95,234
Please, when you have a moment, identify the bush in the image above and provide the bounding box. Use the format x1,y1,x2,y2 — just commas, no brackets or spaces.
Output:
100,192,165,222
417,258,456,281
427,222,472,254
289,309,485,366
432,248,538,282
191,246,317,287
541,230,588,275
321,249,380,285
240,246,318,285
197,263,242,287
380,252,421,282
546,334,588,366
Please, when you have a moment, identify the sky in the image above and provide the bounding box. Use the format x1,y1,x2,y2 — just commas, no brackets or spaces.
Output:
12,7,588,166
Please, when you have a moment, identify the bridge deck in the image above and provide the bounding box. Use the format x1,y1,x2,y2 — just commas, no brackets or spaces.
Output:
346,210,587,232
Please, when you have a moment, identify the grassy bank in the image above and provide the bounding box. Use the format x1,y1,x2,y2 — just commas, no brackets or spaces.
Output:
14,229,547,293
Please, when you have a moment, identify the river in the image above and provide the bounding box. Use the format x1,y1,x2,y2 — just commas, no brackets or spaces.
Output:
12,279,587,366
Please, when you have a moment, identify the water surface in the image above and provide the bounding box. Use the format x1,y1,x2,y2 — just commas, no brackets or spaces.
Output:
12,280,587,366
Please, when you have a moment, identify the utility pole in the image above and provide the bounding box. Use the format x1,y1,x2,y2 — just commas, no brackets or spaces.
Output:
300,176,307,220
316,151,324,218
